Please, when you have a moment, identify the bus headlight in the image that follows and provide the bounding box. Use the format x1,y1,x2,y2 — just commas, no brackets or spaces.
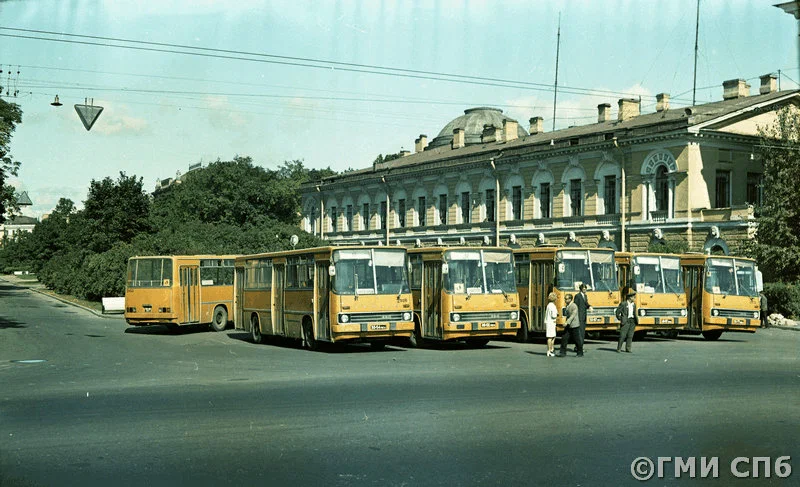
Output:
753,311,759,319
340,314,350,323
510,311,518,320
638,308,646,317
451,313,460,322
403,312,412,321
711,309,719,317
680,309,687,317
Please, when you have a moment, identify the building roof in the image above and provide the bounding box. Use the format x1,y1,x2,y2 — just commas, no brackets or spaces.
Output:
308,89,799,188
428,107,529,149
4,215,38,225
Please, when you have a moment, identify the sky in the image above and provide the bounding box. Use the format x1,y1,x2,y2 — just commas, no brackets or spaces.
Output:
0,0,797,218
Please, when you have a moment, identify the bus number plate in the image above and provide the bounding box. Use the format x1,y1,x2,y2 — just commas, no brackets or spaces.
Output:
660,318,673,324
589,316,602,323
732,318,745,325
479,322,494,328
370,324,388,330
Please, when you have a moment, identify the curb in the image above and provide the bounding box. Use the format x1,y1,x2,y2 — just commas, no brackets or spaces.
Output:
1,277,123,320
769,324,800,332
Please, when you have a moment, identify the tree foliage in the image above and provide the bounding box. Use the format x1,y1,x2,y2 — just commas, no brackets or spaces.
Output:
0,98,23,223
743,107,800,282
0,157,331,300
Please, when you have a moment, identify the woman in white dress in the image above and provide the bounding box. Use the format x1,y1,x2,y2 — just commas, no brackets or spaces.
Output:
545,292,558,357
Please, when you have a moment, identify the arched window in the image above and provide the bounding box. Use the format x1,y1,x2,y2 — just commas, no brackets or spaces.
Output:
641,150,678,221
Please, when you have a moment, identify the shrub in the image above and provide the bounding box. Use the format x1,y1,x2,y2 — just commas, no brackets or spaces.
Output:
762,281,800,320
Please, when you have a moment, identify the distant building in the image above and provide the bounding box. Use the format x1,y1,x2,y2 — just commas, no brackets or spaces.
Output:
300,75,795,255
0,191,37,242
153,162,203,193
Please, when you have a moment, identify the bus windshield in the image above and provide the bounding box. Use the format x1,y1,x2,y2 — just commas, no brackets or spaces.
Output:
556,249,618,291
704,258,759,297
333,249,409,295
444,250,516,295
127,258,173,288
632,255,683,294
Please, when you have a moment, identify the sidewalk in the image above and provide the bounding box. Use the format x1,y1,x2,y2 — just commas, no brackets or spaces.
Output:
0,274,124,320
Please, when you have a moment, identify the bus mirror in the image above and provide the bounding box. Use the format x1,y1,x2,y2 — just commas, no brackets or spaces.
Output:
558,263,565,273
756,270,764,293
442,263,449,275
633,265,640,276
328,265,336,277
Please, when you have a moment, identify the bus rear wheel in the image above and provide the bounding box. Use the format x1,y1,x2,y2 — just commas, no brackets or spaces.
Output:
251,315,263,344
303,318,318,351
211,306,228,332
702,330,722,341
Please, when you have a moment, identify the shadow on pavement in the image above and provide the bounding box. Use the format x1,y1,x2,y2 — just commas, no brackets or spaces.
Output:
226,331,410,354
0,316,27,329
124,324,210,335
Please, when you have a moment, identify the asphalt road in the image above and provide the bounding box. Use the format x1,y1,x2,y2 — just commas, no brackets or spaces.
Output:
1,280,798,486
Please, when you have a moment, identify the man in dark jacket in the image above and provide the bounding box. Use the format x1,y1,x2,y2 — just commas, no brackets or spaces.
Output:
615,290,638,353
574,283,592,347
558,294,583,357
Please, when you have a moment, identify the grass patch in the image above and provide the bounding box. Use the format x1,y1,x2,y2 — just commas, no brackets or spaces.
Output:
37,289,104,313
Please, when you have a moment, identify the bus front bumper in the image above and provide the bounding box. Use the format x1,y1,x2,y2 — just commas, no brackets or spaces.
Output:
331,321,415,341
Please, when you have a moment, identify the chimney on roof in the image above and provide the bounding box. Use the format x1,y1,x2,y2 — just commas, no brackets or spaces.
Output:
415,134,428,153
723,79,750,100
759,74,778,94
656,93,670,112
618,98,640,121
597,103,611,123
529,116,543,135
481,124,497,144
452,128,465,149
400,149,411,157
503,119,519,142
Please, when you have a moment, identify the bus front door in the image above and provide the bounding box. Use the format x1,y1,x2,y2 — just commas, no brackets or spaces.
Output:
274,264,286,335
423,261,442,339
180,265,200,324
235,267,244,330
315,262,330,341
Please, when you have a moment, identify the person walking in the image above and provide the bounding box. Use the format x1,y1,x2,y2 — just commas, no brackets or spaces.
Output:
558,294,583,357
544,292,558,357
616,290,638,353
574,283,592,349
760,292,769,328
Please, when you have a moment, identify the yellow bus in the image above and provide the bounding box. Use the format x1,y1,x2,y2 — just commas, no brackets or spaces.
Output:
234,246,414,350
407,247,520,347
680,253,763,340
615,252,687,336
514,247,620,341
125,255,236,332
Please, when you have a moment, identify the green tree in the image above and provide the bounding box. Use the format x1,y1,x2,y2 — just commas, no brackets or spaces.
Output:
745,107,800,281
0,99,22,223
83,172,152,253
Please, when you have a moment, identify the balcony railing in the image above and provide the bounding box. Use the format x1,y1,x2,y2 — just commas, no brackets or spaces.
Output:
596,213,620,225
650,210,668,223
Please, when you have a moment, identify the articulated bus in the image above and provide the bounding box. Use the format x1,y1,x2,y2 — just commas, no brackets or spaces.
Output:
615,252,688,336
125,255,237,332
407,247,520,347
514,247,621,340
680,254,762,340
234,246,414,350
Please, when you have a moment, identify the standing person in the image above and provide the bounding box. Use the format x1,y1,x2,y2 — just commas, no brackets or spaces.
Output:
558,294,583,357
574,283,592,350
616,290,638,353
760,292,769,328
544,292,558,357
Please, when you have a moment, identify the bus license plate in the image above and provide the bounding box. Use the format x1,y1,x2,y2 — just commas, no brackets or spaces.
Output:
589,316,602,323
661,318,673,324
479,322,494,328
370,324,388,330
732,318,745,325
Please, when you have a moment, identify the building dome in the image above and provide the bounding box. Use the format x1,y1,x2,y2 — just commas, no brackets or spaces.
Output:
428,107,528,149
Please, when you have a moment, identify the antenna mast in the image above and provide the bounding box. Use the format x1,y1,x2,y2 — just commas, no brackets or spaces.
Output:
552,12,561,132
692,0,700,105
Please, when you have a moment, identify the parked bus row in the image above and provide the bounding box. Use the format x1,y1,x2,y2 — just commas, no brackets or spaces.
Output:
123,246,763,349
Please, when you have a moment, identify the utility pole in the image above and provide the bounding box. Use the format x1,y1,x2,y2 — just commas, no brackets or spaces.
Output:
692,0,700,105
552,12,561,132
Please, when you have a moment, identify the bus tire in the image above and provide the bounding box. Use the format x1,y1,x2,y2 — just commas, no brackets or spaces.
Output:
702,330,722,341
251,314,263,344
517,316,529,343
303,318,318,351
211,306,228,332
408,320,422,348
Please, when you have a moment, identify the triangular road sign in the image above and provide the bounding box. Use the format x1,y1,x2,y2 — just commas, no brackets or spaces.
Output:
74,104,104,131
